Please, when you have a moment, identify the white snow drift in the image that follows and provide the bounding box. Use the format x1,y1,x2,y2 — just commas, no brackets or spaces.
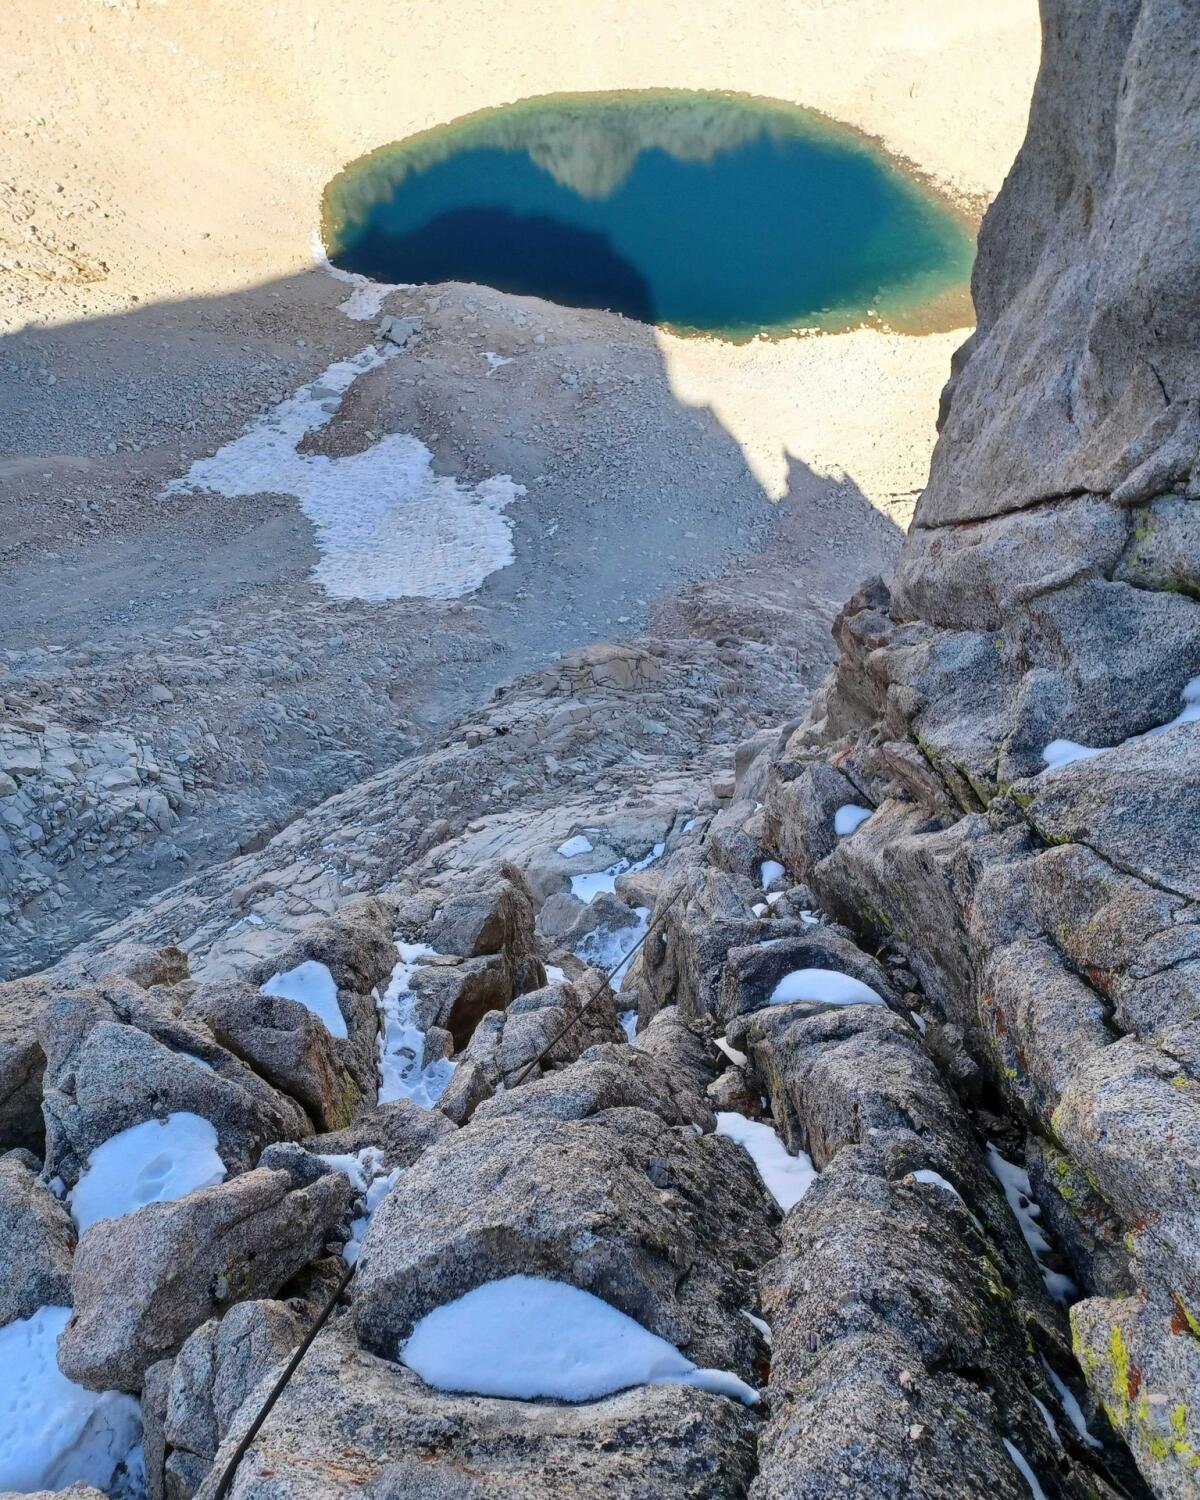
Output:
164,346,526,602
400,1275,759,1404
68,1112,227,1232
1042,675,1200,769
262,959,348,1039
768,967,884,1007
0,1305,142,1492
716,1111,817,1211
376,941,456,1108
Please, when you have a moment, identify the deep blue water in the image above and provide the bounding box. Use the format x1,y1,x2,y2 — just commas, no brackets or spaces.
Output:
323,93,973,339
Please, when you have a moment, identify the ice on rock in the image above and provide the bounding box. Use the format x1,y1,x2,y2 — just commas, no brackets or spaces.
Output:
163,345,526,602
376,942,456,1108
0,1305,142,1492
262,959,348,1039
317,1146,400,1265
68,1112,227,1232
569,842,664,904
1003,1437,1049,1500
618,1009,638,1042
1042,674,1200,769
986,1143,1076,1304
1040,1356,1101,1448
833,803,872,836
400,1275,759,1405
557,834,594,858
715,1111,817,1211
768,968,884,1007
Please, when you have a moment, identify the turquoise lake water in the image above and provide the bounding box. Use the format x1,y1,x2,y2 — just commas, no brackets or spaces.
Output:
322,92,974,340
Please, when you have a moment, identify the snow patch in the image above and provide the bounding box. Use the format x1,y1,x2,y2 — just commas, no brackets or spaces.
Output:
759,859,785,888
310,230,412,320
741,1309,772,1345
377,941,456,1108
1002,1437,1049,1500
573,905,650,989
163,346,526,602
569,842,664,905
557,834,594,858
400,1275,758,1404
833,803,872,836
1042,675,1200,769
0,1305,142,1492
68,1112,226,1232
1040,1356,1101,1448
317,1146,400,1265
544,964,569,984
716,1111,817,1211
768,968,884,1008
262,959,348,1039
986,1143,1076,1304
618,1009,638,1042
714,1035,749,1068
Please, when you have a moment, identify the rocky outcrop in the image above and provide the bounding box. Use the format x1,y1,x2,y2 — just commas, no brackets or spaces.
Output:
756,4,1200,1493
59,1149,352,1392
0,1147,75,1324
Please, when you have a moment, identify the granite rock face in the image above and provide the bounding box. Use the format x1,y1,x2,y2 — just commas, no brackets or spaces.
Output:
760,4,1200,1493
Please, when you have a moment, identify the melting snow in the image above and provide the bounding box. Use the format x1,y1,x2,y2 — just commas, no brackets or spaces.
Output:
741,1309,772,1345
163,346,526,602
714,1035,749,1068
317,1146,400,1265
400,1275,759,1404
557,834,594,858
377,941,456,1108
1002,1437,1049,1500
262,959,348,1039
759,859,786,888
0,1305,142,1491
833,803,872,836
569,842,664,904
573,905,649,989
768,968,884,1008
310,230,413,320
986,1143,1076,1304
1040,1356,1101,1448
68,1112,226,1232
1042,675,1200,769
716,1111,817,1211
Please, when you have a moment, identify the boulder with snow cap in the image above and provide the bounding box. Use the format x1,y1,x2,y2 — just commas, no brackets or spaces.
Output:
353,1105,776,1380
249,897,399,1094
716,929,897,1022
191,1321,757,1500
58,1151,352,1392
38,979,310,1187
0,1148,75,1326
181,979,362,1132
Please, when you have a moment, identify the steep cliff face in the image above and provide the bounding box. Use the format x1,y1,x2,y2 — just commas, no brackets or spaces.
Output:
768,2,1200,1493
922,0,1200,524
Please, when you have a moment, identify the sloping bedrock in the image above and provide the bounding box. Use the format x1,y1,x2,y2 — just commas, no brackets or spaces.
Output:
194,1321,759,1500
